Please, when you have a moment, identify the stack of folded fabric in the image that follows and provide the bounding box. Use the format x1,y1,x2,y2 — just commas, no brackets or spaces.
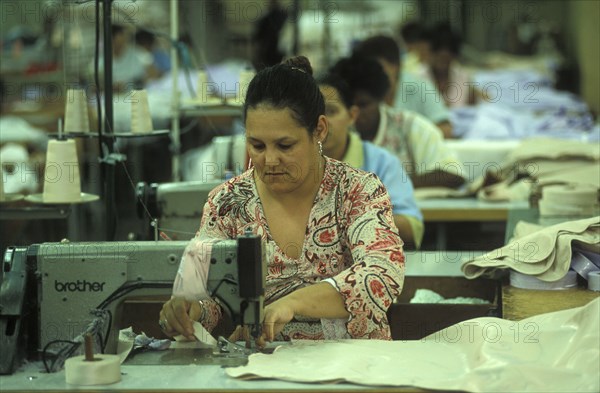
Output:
461,216,600,285
472,137,600,203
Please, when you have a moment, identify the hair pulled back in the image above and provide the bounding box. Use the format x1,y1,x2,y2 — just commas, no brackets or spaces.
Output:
243,56,325,134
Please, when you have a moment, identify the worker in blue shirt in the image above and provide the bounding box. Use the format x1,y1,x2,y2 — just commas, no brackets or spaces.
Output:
317,73,424,248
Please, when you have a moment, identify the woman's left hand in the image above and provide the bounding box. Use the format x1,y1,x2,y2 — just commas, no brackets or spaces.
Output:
257,297,297,346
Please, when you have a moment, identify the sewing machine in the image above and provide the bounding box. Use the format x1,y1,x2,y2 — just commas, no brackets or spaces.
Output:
136,180,224,240
0,233,265,375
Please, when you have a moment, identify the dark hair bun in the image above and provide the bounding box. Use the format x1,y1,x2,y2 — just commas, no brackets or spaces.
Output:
283,56,313,76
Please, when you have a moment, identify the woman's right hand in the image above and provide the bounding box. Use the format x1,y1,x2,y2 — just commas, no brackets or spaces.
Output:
159,297,203,340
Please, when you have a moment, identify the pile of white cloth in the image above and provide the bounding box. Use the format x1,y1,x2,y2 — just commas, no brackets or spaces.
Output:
461,216,600,281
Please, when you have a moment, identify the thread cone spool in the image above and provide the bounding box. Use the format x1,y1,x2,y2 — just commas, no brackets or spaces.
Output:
64,89,90,133
237,69,255,104
65,354,121,385
510,270,577,290
42,139,82,203
213,135,247,178
0,172,5,202
196,69,209,102
130,89,153,134
571,251,600,279
539,183,600,217
589,271,600,291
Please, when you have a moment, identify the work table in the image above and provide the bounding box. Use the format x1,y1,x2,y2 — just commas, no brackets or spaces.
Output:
1,361,426,392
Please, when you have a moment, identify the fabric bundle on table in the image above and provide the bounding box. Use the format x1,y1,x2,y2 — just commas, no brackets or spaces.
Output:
507,137,599,162
473,137,600,203
461,216,600,281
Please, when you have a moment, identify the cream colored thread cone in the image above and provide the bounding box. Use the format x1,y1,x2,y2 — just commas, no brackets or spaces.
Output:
65,354,121,385
197,70,209,102
42,139,82,203
237,69,255,104
0,171,5,202
131,89,153,134
64,89,90,133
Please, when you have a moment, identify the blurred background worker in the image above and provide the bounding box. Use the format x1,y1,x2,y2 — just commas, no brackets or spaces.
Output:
317,72,424,248
353,35,454,138
331,55,465,189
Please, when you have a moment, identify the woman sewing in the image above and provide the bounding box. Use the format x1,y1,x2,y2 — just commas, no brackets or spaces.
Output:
159,56,405,346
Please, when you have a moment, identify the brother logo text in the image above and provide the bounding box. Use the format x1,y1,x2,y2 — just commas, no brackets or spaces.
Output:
54,280,106,292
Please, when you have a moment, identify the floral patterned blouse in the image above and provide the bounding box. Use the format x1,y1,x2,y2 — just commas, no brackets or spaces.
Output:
192,156,405,340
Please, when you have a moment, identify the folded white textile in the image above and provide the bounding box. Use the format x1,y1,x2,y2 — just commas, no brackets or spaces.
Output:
461,216,600,281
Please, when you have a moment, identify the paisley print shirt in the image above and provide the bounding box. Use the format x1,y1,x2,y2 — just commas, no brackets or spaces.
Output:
195,157,405,340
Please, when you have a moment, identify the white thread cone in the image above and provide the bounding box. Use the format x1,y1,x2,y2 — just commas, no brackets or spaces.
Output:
64,89,90,133
0,171,5,202
131,89,153,134
237,69,255,104
213,135,247,178
65,354,121,385
42,139,82,203
197,70,209,102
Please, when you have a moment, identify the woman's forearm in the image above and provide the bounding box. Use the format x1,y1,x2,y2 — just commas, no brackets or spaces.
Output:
283,282,350,319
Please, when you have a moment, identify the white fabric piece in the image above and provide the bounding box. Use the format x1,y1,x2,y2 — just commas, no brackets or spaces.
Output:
410,289,490,304
445,139,519,182
537,162,600,188
461,216,600,281
507,137,600,162
321,278,336,288
413,187,470,200
172,238,218,301
174,321,217,346
226,298,600,392
0,116,48,148
512,221,545,239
